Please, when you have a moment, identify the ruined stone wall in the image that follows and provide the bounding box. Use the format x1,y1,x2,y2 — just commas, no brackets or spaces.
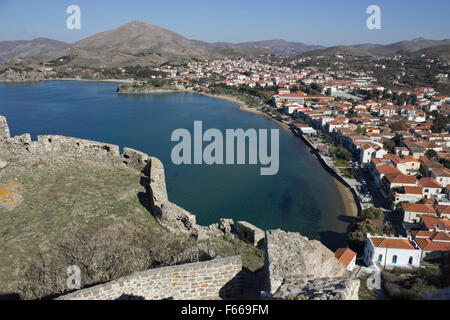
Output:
57,256,242,300
0,115,168,214
0,116,10,140
264,229,359,300
235,221,265,247
31,135,122,163
148,157,168,208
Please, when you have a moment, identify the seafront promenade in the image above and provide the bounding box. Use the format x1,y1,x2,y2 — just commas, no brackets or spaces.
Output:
264,111,362,219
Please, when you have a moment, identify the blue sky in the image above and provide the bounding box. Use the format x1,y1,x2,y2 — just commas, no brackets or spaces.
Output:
0,0,449,46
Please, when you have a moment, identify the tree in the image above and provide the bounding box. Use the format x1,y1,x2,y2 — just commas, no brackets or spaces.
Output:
330,144,352,161
360,207,384,220
346,220,393,254
440,159,450,170
383,139,396,153
390,120,409,132
431,114,450,133
355,127,367,135
425,149,438,159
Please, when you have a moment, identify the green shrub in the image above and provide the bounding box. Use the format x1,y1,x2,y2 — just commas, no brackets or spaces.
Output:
360,207,384,220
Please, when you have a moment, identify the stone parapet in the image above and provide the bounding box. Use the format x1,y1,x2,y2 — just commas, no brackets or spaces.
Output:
56,256,242,300
264,229,350,295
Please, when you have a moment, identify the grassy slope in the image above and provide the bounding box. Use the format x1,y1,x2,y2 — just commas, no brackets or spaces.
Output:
0,160,150,292
0,159,264,296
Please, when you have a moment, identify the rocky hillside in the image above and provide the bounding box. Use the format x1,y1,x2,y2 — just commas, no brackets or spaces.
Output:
300,45,375,58
37,21,215,67
264,229,359,300
355,38,450,56
235,39,324,56
0,38,69,60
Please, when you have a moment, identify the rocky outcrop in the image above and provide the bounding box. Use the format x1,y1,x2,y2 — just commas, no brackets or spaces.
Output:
0,160,7,170
218,218,234,235
0,69,46,81
264,229,353,299
273,277,360,300
117,87,180,94
148,157,168,208
122,147,150,173
0,179,24,211
158,201,197,234
0,116,10,140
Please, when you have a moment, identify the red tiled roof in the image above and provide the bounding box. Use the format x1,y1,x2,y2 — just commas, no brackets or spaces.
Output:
420,215,450,231
334,248,357,267
401,203,436,214
370,237,415,249
418,178,442,189
384,172,417,184
376,164,401,175
403,186,423,195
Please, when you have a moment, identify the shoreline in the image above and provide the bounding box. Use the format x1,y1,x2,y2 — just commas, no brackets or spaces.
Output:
196,91,357,219
332,176,359,218
193,91,292,132
1,78,357,219
0,78,134,84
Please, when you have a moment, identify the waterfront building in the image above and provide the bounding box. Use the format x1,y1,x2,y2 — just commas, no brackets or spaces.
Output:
363,234,422,269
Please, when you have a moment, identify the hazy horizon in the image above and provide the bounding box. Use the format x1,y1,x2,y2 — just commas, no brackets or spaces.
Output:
1,0,449,46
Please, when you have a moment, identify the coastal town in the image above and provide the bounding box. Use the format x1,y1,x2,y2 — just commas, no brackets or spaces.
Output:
2,0,450,307
1,29,450,301
3,53,450,274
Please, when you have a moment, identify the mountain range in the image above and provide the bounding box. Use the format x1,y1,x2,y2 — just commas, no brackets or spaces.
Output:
0,38,69,60
0,21,449,66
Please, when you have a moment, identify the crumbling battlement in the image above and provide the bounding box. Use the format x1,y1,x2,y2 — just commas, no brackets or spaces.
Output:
56,256,243,300
264,229,358,300
0,116,10,140
0,115,169,210
32,135,122,163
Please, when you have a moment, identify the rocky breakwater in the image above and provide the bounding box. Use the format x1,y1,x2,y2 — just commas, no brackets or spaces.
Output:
117,83,181,94
264,229,360,300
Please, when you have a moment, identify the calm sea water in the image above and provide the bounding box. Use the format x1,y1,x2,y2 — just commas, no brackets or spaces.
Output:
0,81,348,250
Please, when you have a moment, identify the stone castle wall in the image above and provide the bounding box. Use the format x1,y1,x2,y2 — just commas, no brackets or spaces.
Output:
0,116,10,140
264,229,359,300
57,256,242,300
0,116,169,212
235,221,265,247
0,115,361,300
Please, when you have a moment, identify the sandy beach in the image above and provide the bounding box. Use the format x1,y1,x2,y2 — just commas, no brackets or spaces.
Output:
194,92,292,132
197,91,357,218
332,176,359,218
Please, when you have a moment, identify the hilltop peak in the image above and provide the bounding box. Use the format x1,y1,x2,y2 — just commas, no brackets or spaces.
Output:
412,37,428,42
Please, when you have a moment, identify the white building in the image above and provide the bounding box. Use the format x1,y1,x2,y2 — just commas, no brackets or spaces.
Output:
359,144,387,165
363,234,421,269
282,104,301,115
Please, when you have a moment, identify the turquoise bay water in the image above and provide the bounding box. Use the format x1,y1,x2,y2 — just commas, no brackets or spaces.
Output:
0,81,348,250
